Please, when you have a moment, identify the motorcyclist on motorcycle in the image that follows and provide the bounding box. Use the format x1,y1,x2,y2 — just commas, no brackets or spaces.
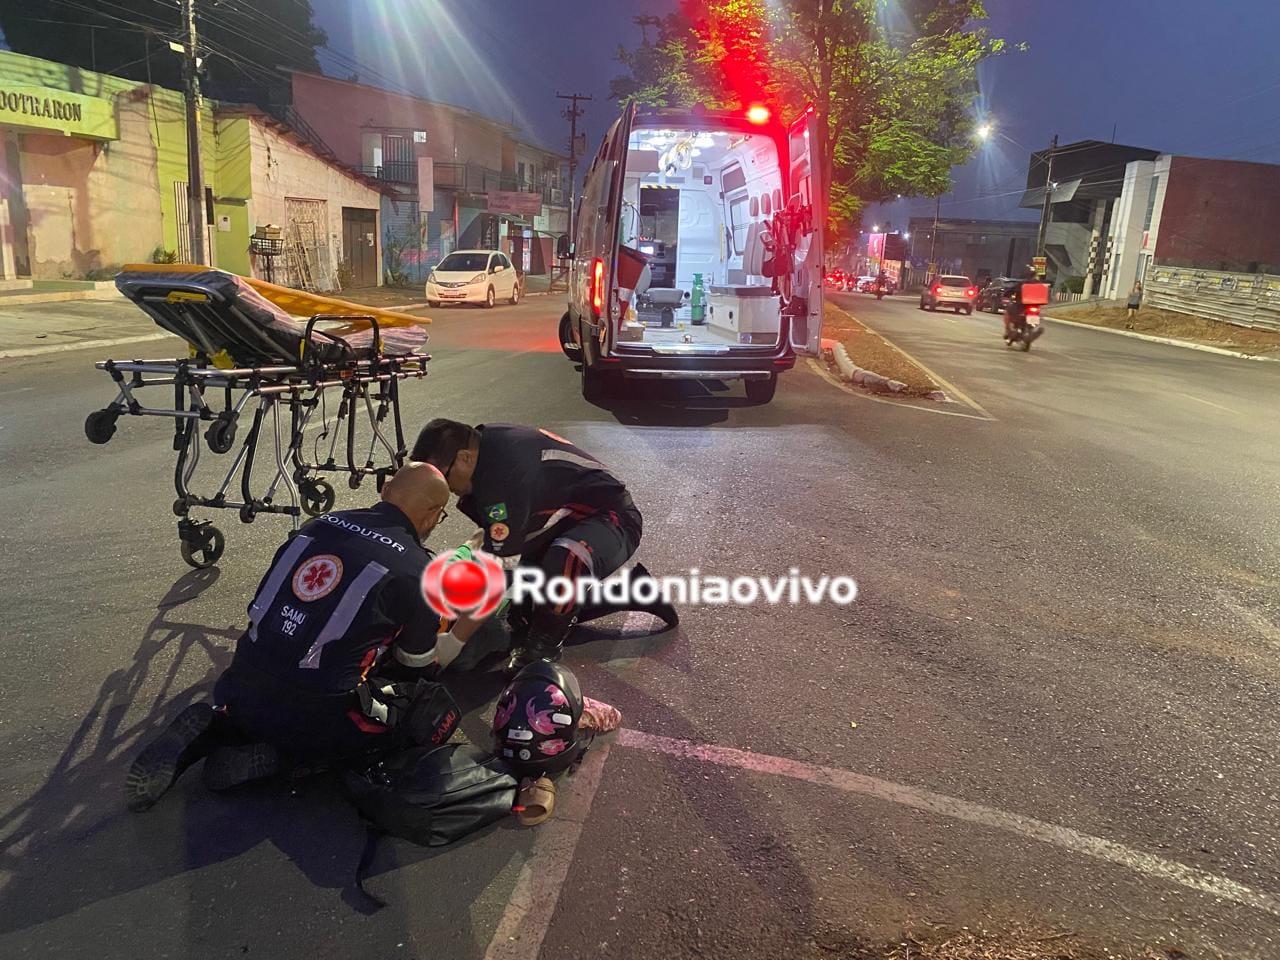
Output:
874,270,889,299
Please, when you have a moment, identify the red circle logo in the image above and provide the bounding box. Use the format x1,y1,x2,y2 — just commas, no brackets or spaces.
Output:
422,550,505,619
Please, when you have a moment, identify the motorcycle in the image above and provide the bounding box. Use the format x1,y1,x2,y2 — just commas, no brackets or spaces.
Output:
1003,304,1045,351
875,284,886,301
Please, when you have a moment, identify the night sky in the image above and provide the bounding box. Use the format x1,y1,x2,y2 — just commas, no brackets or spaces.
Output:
212,1,1280,226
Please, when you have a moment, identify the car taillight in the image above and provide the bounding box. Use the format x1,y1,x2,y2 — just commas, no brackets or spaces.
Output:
590,258,604,316
966,288,977,298
933,285,942,295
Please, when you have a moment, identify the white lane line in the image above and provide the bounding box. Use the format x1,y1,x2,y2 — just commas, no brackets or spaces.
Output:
483,743,613,960
0,386,34,398
1177,392,1242,416
806,359,995,421
618,729,1280,918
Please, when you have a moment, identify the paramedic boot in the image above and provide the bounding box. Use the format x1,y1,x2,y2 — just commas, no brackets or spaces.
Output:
629,562,680,629
506,625,567,674
203,742,280,792
125,703,218,812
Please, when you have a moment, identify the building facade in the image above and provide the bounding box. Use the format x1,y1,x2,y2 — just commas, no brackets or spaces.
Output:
285,71,570,284
0,50,385,290
1102,155,1280,329
903,218,1039,285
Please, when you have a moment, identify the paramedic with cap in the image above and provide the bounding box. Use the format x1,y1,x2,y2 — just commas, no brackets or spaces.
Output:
126,463,457,812
412,420,677,672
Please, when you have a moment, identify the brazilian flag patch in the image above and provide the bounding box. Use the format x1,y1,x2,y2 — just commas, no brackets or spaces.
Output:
485,503,508,522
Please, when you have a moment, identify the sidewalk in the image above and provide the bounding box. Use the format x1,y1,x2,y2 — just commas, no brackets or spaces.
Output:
0,300,172,360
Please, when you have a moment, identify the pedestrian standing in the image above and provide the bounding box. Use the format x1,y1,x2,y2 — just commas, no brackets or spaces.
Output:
1126,281,1143,328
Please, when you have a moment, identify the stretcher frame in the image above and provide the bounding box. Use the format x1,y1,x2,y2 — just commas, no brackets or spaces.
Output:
87,275,430,569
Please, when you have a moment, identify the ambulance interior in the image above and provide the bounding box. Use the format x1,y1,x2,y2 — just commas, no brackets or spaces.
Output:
617,126,785,351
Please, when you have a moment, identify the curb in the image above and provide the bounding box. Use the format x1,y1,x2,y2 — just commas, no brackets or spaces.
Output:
1043,313,1280,362
382,291,555,312
825,341,934,397
0,332,171,361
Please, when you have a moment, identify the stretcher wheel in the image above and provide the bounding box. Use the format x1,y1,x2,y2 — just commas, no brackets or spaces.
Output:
205,417,237,454
300,479,336,517
240,504,257,524
348,473,363,491
84,409,118,445
179,525,225,569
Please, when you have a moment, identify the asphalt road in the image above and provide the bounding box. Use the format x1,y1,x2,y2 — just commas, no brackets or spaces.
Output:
0,292,1277,959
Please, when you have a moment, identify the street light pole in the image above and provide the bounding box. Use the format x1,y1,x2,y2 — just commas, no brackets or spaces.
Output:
928,194,941,277
1035,134,1059,261
180,0,206,264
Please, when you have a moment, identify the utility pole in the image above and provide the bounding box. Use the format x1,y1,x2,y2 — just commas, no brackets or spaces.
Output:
928,194,941,278
1035,134,1059,262
556,92,591,240
180,0,206,264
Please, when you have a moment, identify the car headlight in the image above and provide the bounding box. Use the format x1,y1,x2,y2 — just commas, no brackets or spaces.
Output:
470,273,486,284
426,272,436,284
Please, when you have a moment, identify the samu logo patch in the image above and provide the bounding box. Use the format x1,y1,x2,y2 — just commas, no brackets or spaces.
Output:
292,554,343,601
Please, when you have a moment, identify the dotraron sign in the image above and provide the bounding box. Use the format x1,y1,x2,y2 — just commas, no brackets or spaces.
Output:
0,85,118,141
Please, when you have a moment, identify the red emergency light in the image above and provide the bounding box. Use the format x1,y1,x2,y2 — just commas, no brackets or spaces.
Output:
746,104,771,125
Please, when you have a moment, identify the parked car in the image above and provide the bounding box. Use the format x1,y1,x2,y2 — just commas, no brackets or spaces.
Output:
977,278,1018,313
426,249,521,308
920,275,977,314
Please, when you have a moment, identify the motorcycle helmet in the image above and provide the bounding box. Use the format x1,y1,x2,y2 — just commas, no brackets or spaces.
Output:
492,661,584,777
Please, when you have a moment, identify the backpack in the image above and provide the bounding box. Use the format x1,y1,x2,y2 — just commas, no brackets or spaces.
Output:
344,743,518,907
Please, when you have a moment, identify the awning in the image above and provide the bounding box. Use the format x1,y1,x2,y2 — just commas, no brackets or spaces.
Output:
1019,179,1081,208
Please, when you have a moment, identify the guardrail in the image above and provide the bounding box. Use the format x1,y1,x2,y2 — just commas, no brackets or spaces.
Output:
1146,266,1280,332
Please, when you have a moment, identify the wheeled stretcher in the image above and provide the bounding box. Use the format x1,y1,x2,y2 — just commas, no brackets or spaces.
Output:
85,266,431,569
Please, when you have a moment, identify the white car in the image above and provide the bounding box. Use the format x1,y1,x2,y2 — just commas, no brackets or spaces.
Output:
426,250,520,308
919,274,977,314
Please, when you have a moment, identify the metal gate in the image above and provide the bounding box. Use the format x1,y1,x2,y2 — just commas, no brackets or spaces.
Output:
285,198,334,291
173,182,216,266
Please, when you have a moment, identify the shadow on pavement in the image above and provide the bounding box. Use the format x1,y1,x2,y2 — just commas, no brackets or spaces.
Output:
0,569,516,942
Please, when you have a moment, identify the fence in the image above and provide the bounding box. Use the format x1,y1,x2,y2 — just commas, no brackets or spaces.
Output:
1145,266,1280,332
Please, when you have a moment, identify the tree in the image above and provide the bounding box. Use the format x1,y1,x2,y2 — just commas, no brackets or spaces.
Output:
611,0,1011,246
0,0,326,100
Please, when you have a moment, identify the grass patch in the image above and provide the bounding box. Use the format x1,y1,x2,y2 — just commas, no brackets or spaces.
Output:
823,299,939,396
1052,300,1280,356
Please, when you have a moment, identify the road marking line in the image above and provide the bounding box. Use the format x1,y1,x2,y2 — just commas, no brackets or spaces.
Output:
617,729,1280,918
1177,392,1241,416
805,359,994,421
483,743,613,960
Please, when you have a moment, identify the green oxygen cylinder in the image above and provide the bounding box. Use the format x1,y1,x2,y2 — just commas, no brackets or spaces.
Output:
442,543,510,620
690,273,706,324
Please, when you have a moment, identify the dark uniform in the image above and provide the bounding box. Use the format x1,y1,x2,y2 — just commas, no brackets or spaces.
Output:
456,424,643,650
213,501,448,763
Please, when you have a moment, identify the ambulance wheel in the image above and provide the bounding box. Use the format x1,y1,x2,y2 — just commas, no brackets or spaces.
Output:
85,409,118,445
745,374,778,405
560,313,582,360
205,417,237,454
300,479,336,517
180,526,225,569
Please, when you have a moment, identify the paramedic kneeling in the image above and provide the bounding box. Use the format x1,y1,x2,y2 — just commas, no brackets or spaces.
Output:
126,463,457,812
411,420,677,673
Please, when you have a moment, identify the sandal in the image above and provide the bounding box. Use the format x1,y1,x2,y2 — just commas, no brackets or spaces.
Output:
515,776,556,826
580,696,622,733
